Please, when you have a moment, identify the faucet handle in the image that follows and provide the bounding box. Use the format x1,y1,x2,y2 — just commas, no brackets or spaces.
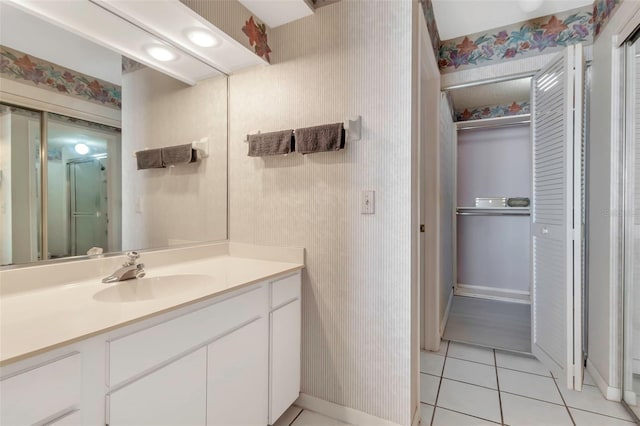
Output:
124,251,140,265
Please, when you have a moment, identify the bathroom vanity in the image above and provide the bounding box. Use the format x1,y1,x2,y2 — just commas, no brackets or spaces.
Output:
0,243,303,426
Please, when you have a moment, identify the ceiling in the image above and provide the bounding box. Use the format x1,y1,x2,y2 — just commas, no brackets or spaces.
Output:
0,3,122,84
237,0,313,28
448,77,531,112
432,0,593,40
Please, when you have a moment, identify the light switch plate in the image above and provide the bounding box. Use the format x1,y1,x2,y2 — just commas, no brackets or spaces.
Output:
361,190,375,214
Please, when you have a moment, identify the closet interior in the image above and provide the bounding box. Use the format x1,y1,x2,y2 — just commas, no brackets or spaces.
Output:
443,77,534,354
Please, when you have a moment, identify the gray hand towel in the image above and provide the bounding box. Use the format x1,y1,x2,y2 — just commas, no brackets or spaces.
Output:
136,148,164,170
248,130,294,157
162,143,196,166
295,123,345,155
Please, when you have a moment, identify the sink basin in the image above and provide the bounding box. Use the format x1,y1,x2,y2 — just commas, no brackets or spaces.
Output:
93,274,213,303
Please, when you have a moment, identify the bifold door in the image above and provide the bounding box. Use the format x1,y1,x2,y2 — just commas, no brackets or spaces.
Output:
531,44,584,390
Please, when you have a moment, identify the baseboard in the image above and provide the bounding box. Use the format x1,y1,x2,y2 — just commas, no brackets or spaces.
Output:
440,288,454,336
455,283,530,304
411,405,420,426
586,361,622,401
295,393,402,426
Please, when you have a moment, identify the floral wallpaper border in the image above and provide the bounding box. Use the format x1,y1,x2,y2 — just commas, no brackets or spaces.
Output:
0,45,121,110
242,16,271,64
421,0,441,63
593,0,620,36
438,0,620,73
455,100,530,122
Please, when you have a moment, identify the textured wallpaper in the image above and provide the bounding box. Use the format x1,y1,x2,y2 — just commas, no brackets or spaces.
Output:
228,2,413,425
121,68,228,251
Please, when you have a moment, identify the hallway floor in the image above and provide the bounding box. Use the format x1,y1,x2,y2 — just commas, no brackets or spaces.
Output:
421,341,637,425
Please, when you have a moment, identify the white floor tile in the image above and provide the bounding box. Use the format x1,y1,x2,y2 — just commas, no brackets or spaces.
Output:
291,410,352,426
433,339,449,356
437,379,501,423
273,405,303,426
421,372,441,405
559,383,634,421
448,342,495,366
570,408,636,425
501,392,573,426
421,403,434,424
498,368,564,404
432,407,500,426
495,350,552,377
421,351,445,376
443,357,497,389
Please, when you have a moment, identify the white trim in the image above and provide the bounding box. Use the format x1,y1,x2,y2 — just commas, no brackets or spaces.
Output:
455,284,530,304
440,287,454,336
0,79,121,127
411,405,420,426
609,36,625,392
455,114,531,130
587,360,622,401
295,394,402,426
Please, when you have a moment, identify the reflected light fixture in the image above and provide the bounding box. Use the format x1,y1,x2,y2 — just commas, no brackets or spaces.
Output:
144,44,178,62
74,143,90,155
518,0,544,13
185,28,221,48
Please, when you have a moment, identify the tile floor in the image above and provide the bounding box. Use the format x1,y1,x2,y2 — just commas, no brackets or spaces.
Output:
421,340,638,426
272,341,639,426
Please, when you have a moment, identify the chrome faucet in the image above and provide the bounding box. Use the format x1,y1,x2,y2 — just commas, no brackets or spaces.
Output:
102,251,146,283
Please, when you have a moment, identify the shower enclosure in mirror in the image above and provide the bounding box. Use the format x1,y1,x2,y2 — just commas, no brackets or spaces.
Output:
0,104,122,265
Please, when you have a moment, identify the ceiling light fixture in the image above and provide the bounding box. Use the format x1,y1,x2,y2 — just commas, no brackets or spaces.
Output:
185,28,221,48
518,0,544,13
144,44,178,62
74,143,90,155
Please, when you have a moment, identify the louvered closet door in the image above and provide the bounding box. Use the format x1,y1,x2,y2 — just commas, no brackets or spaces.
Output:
531,44,583,390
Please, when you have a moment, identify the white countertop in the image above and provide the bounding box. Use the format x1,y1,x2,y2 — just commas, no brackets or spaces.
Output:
0,246,303,366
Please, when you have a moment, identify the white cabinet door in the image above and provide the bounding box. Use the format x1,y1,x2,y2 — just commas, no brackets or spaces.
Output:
531,44,584,390
270,299,301,424
207,317,269,426
107,348,207,426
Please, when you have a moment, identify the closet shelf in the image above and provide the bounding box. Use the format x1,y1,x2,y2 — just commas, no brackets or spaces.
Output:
456,207,530,216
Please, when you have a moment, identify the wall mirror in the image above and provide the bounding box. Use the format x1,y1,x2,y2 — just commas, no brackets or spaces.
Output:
0,2,229,267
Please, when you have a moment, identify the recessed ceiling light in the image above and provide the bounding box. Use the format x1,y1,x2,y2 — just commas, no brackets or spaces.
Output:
185,28,221,48
74,143,90,155
144,44,178,62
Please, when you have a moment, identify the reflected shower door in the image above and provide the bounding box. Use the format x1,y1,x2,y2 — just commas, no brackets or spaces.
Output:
68,158,108,256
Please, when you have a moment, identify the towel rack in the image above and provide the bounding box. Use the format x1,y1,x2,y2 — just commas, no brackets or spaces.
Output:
132,137,209,159
243,116,362,143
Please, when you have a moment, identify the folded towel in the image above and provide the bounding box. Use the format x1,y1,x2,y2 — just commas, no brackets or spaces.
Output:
162,143,196,166
136,148,164,170
507,197,530,207
295,122,345,155
247,130,294,157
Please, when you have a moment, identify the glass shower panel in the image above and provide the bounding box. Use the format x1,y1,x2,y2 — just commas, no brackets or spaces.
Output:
0,104,42,265
46,113,120,258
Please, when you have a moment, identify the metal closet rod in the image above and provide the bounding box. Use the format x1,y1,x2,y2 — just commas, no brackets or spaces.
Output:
456,211,530,216
457,119,531,131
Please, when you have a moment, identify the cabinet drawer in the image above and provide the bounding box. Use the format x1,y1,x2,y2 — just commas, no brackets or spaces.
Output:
0,353,81,426
270,272,301,309
108,284,266,387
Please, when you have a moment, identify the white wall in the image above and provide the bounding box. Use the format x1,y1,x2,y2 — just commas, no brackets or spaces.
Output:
228,2,414,424
0,108,11,264
121,68,228,251
438,95,455,326
456,124,531,294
